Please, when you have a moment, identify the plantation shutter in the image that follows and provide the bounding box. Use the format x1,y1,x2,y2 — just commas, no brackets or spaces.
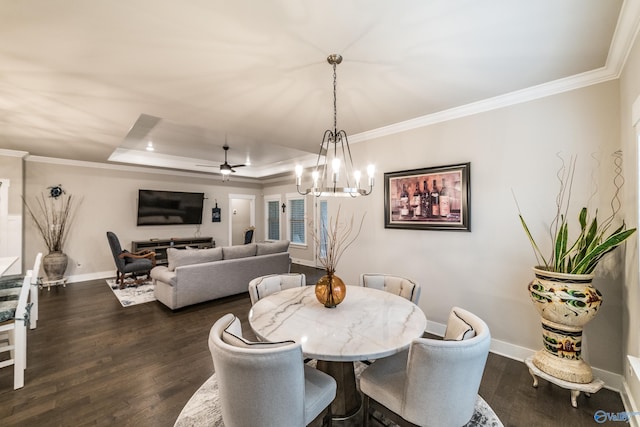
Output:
267,200,280,240
289,198,305,244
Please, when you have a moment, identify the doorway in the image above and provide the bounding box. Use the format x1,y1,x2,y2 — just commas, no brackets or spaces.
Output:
228,194,256,245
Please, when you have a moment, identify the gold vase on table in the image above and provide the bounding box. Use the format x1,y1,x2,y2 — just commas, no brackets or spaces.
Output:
315,271,346,308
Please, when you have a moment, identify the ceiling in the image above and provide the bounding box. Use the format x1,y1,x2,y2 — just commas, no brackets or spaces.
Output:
1,0,637,179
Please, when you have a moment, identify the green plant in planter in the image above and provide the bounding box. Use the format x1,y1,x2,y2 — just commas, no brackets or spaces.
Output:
516,154,636,274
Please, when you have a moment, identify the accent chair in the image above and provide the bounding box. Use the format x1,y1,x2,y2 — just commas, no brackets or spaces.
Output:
243,226,255,244
106,231,156,288
360,306,491,427
208,313,336,426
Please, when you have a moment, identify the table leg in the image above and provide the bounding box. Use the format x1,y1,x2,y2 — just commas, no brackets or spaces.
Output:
528,368,539,388
571,390,580,408
316,360,361,419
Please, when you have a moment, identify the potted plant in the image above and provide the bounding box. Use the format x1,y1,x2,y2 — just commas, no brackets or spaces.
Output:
516,154,636,383
23,185,79,281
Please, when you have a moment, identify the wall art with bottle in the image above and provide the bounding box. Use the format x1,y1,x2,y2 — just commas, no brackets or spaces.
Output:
384,162,470,231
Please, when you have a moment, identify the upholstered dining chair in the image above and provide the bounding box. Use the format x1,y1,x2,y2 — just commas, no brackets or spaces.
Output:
360,306,491,427
208,313,336,426
359,273,421,304
248,273,306,305
106,231,156,288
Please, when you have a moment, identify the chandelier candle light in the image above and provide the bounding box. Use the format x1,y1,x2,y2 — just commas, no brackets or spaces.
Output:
296,54,374,197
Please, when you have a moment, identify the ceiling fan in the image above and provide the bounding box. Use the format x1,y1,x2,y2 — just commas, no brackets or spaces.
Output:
218,144,246,180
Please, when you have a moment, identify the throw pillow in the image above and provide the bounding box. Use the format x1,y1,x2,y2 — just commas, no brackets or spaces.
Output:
255,240,291,256
222,315,294,348
167,247,223,271
222,243,257,260
443,310,476,341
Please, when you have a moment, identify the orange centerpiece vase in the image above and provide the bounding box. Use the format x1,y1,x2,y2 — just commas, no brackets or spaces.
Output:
315,270,346,308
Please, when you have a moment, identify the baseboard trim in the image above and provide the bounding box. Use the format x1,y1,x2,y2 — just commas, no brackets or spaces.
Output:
65,270,114,284
427,319,623,392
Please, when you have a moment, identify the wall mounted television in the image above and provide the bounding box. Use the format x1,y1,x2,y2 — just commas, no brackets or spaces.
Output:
137,190,205,226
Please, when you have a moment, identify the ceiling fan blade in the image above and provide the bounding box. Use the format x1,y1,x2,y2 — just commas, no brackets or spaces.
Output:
230,164,246,168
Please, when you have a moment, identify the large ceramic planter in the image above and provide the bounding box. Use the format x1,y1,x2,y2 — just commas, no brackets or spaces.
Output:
528,266,602,383
315,272,346,308
43,251,68,281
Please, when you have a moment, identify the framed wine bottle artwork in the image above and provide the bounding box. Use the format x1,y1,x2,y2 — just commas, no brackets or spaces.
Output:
384,162,470,231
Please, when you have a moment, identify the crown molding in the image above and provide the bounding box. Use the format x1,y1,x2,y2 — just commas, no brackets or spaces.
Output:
0,149,29,158
608,0,640,78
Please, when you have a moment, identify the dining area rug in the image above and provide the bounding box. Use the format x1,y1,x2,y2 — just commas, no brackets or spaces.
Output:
174,362,503,427
106,278,156,307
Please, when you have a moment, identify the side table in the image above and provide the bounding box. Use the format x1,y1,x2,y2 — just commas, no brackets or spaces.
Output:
41,278,67,291
525,355,604,408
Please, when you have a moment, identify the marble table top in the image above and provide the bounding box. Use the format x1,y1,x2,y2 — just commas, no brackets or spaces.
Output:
0,256,18,276
248,285,427,362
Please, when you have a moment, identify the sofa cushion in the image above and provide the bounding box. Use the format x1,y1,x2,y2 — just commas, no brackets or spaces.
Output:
167,247,223,271
256,240,290,256
443,309,476,341
222,243,257,260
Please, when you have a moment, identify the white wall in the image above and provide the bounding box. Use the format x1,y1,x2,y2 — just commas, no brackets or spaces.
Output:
23,158,263,280
265,80,625,378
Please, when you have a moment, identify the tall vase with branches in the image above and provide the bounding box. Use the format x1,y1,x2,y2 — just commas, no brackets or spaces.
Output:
309,206,366,308
24,190,79,281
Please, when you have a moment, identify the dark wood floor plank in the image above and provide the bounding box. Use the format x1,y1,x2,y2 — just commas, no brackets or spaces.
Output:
0,265,627,426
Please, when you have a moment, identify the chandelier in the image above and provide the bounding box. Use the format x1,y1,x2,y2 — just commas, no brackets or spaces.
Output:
296,54,374,197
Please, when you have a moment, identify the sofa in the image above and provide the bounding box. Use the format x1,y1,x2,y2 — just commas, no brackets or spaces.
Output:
150,240,291,309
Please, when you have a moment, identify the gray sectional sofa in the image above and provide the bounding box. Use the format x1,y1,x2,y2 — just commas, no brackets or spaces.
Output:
150,240,291,309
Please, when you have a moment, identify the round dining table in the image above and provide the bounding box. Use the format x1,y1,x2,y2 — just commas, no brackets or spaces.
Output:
248,285,427,419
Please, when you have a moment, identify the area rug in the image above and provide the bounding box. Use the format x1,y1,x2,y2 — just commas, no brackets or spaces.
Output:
174,362,503,427
106,279,156,307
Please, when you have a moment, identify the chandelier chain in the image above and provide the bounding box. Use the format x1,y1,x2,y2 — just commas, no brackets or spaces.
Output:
333,62,338,137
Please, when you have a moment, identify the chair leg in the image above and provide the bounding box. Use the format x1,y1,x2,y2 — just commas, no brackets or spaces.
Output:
30,281,39,330
14,322,26,389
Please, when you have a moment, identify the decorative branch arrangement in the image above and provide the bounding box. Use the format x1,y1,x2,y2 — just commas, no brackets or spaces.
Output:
309,205,366,274
23,192,79,253
515,152,636,274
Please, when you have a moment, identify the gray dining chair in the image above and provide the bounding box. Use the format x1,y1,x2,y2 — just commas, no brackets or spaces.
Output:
248,273,307,305
208,313,336,426
359,273,421,304
360,306,491,427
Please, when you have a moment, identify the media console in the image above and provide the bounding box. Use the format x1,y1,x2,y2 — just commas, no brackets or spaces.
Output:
131,237,215,266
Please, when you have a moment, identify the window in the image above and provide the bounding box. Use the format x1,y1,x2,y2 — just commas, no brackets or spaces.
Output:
264,195,281,241
318,200,328,259
286,193,306,245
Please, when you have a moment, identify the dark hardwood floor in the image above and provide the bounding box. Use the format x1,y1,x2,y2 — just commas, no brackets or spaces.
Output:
0,265,626,426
